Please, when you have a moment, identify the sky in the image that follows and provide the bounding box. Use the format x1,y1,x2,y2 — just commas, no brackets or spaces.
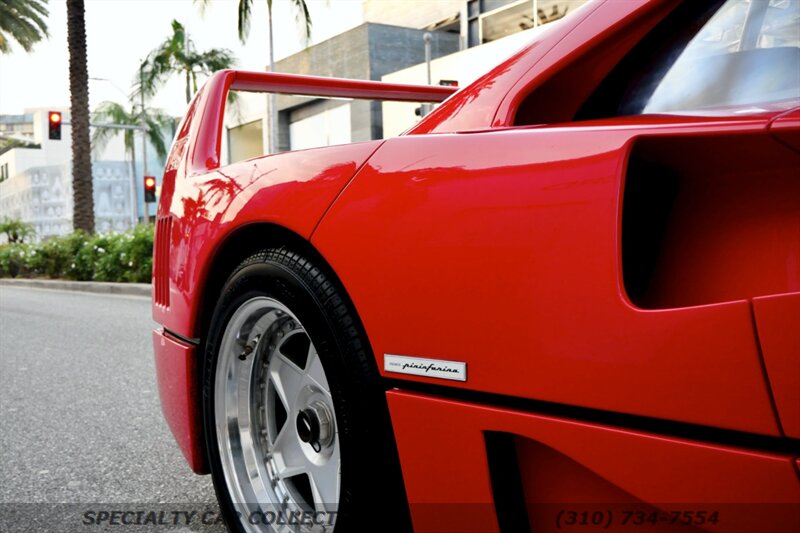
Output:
0,0,364,117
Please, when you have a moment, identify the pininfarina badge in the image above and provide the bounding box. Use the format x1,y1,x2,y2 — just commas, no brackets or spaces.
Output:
384,354,467,382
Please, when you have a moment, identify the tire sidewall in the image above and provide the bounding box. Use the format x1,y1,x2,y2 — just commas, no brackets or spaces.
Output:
202,256,375,532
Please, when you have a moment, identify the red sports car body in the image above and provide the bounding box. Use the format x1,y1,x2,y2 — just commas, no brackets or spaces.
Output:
153,1,800,531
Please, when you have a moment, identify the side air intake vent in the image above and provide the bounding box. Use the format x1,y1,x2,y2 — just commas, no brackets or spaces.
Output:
154,215,172,308
622,134,800,309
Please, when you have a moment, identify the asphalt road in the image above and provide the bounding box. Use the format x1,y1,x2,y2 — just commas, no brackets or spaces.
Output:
0,287,224,532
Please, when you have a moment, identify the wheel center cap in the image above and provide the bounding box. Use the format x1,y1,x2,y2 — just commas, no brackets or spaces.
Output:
296,409,320,444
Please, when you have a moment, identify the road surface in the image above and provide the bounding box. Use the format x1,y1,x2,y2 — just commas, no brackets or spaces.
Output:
0,286,224,531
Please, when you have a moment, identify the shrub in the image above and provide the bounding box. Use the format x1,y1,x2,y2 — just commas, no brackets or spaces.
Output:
119,224,154,283
82,233,118,282
60,232,95,281
0,225,154,283
0,243,33,278
24,231,84,278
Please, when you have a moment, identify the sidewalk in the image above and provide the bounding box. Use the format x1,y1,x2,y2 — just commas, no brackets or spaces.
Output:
0,278,151,297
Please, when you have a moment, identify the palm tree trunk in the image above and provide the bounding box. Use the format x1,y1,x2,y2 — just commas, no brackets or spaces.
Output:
66,0,95,233
185,69,191,103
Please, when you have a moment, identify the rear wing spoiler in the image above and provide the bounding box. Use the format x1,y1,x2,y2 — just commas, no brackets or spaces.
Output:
172,69,458,177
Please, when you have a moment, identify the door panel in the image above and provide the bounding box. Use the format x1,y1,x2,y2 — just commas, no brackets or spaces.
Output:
312,117,781,435
755,109,800,438
386,390,800,533
754,293,800,439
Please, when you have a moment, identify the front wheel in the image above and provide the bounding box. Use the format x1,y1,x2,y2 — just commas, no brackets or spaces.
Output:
202,247,409,532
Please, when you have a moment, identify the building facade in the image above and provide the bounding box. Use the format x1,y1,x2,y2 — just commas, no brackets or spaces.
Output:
223,22,460,163
0,161,133,239
0,108,167,242
222,0,588,163
466,0,587,46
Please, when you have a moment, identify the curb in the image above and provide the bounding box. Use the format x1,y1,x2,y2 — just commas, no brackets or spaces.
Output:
0,278,152,297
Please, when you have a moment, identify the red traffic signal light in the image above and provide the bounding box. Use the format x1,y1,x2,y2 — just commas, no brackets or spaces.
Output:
144,176,157,203
48,111,62,140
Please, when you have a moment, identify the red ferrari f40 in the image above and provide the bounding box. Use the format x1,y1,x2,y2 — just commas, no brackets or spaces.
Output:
152,0,800,531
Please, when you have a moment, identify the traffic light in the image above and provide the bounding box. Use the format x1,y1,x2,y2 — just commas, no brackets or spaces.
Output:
48,111,62,140
144,176,157,203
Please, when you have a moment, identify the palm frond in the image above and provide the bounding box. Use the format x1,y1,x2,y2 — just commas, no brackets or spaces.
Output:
137,18,232,103
193,0,212,17
170,19,186,51
134,29,180,100
196,47,236,74
0,0,50,53
92,100,174,162
143,111,173,160
292,0,312,42
237,0,253,44
91,101,135,156
14,0,49,34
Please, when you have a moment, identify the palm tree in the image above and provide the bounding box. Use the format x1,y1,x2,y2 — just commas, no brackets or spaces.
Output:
66,0,94,233
195,0,311,153
91,101,174,223
138,19,236,104
0,0,48,53
0,217,35,243
91,101,173,161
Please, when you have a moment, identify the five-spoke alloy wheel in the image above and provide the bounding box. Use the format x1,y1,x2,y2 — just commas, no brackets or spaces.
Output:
202,247,410,532
216,297,340,528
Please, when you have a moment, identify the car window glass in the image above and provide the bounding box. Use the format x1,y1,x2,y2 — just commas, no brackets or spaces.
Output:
638,0,800,114
573,0,800,120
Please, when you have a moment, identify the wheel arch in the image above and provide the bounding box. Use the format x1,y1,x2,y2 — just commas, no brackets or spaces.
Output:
191,222,339,474
196,222,339,346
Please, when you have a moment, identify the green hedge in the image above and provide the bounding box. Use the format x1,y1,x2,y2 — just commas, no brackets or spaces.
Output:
0,224,154,283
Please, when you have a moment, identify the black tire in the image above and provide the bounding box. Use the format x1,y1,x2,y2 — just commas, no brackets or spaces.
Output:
202,246,410,532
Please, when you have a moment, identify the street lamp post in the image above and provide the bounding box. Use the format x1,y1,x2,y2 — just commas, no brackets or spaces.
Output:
139,63,150,225
419,33,434,117
424,32,432,86
89,77,140,228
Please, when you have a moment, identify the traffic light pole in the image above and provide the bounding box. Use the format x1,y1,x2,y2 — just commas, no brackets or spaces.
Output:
87,123,145,131
63,121,145,131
